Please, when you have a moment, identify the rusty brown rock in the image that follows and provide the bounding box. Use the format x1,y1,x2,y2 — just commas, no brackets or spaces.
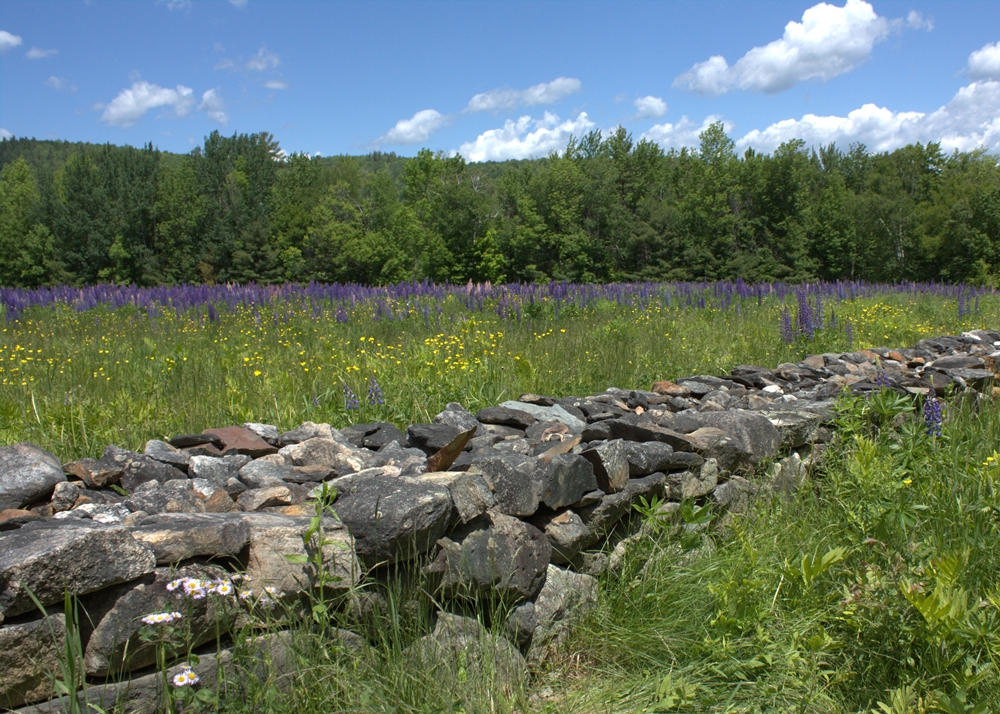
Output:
651,380,691,398
426,427,477,472
202,426,278,458
63,457,123,489
203,488,238,513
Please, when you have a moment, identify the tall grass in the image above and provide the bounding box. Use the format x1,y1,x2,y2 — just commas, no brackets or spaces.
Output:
1,288,994,461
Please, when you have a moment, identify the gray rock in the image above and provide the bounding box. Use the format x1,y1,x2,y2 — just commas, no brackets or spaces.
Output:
505,601,536,647
407,423,462,455
128,512,251,565
587,418,695,451
527,565,598,666
426,511,551,603
577,472,667,547
498,401,586,432
103,445,187,494
404,613,526,697
49,480,81,513
332,472,452,565
242,422,280,444
278,421,342,446
362,423,406,450
62,456,123,489
755,403,834,449
687,412,782,470
581,439,629,493
534,509,591,564
433,403,481,433
623,441,692,476
243,513,359,594
0,612,65,710
0,443,66,511
534,453,599,509
0,520,155,620
476,406,537,429
666,458,719,500
123,481,207,515
279,437,380,476
768,453,807,498
143,439,190,472
83,563,232,676
467,453,540,517
189,453,252,487
238,486,293,511
418,471,496,524
712,476,757,513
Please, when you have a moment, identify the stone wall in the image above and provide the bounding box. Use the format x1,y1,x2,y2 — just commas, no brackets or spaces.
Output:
2,330,998,711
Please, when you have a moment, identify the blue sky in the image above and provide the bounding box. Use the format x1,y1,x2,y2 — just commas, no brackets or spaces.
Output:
1,0,998,160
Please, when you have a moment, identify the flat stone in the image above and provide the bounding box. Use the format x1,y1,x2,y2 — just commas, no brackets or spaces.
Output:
0,520,155,620
331,472,452,565
362,423,406,450
143,439,190,472
407,422,462,455
279,437,379,476
123,482,207,515
651,380,692,397
202,426,279,458
426,511,551,602
534,509,591,564
588,418,696,451
242,422,280,444
581,439,629,493
498,401,586,432
238,485,293,511
243,513,359,593
128,512,251,564
433,403,481,433
687,411,782,469
188,453,251,487
278,421,340,446
168,433,224,449
476,406,537,429
0,443,66,511
0,509,42,531
0,612,65,709
63,457,122,489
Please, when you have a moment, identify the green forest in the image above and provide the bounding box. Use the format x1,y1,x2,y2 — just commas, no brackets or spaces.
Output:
1,124,998,288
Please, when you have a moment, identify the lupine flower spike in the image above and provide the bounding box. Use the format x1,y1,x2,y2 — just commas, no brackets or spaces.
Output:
924,389,943,437
367,374,385,406
344,383,360,410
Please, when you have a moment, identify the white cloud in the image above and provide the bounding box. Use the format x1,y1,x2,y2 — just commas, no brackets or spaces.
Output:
379,109,447,145
634,96,667,119
198,88,228,125
228,0,248,7
165,0,191,9
905,10,933,31
968,41,1000,81
98,81,195,127
264,80,288,90
0,128,12,140
46,76,75,91
246,46,279,71
735,80,1000,154
0,30,22,53
642,115,733,151
214,58,234,71
674,0,893,95
458,111,595,162
465,77,581,113
27,47,57,59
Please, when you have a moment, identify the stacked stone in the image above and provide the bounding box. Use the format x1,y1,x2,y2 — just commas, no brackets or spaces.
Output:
1,330,998,711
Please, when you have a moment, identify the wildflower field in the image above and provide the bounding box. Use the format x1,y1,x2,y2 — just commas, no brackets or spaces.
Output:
0,280,993,461
3,280,1000,714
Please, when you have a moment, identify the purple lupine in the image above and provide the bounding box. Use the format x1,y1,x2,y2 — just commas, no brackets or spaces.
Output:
367,375,385,406
875,364,892,389
780,307,794,344
923,392,943,437
344,383,360,411
796,286,814,340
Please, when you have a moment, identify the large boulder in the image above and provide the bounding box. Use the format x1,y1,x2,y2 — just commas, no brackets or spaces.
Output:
330,473,452,565
581,439,629,493
534,453,599,508
688,411,782,470
0,521,155,621
0,443,66,511
426,511,551,603
418,472,496,525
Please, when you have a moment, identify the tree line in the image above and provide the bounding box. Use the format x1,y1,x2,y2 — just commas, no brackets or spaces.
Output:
1,124,998,289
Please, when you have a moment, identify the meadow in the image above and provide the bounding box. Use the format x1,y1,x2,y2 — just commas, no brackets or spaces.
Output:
2,279,1000,713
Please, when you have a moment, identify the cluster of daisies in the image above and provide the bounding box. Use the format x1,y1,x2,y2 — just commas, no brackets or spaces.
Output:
139,574,286,688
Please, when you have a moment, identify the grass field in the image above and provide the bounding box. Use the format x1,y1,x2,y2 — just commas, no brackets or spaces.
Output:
2,280,999,713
